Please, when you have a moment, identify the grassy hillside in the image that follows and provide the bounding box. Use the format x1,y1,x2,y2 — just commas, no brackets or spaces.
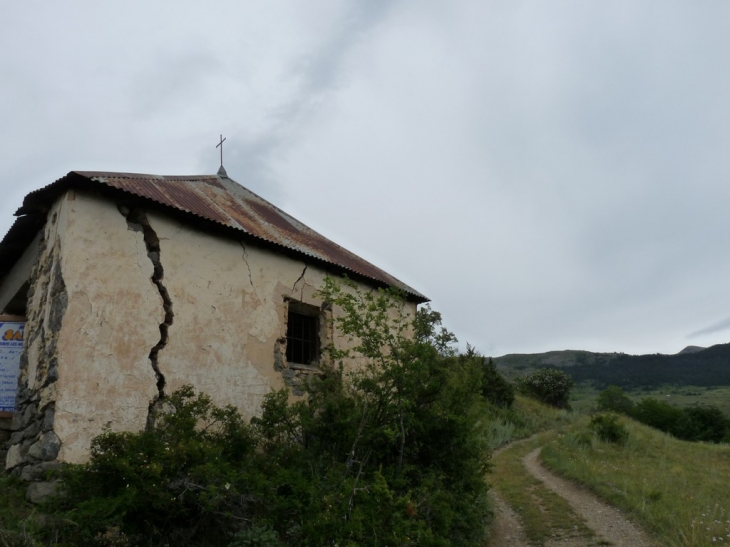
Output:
570,384,730,416
542,416,730,547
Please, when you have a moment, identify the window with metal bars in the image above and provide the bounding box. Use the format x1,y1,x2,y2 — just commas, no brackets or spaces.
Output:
286,307,319,365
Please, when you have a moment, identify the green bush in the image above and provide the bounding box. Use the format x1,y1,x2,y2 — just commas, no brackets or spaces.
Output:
590,413,629,444
672,405,729,443
228,524,279,547
596,385,634,414
629,397,682,434
563,430,594,449
49,279,493,547
479,356,514,408
628,397,730,444
517,368,574,409
52,386,264,546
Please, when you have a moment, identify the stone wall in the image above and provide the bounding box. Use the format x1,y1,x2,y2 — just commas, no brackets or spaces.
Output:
5,197,69,480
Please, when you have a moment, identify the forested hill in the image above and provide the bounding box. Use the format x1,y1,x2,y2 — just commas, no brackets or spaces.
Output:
494,343,730,389
493,350,620,377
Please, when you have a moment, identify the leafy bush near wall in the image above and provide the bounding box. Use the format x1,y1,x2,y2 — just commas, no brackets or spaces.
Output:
51,386,263,546
517,368,574,409
46,280,497,547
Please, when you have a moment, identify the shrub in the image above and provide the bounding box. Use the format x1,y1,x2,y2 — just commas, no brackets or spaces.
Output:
518,368,574,409
596,385,634,414
53,386,264,546
50,279,493,547
629,397,682,434
479,356,515,408
672,405,729,443
563,430,594,449
629,398,730,444
590,413,629,444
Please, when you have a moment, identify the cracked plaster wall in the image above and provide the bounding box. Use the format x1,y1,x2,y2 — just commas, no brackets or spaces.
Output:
54,192,160,463
145,210,382,414
7,190,417,466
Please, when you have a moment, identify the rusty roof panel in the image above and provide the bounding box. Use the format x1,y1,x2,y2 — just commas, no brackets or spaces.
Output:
2,171,426,301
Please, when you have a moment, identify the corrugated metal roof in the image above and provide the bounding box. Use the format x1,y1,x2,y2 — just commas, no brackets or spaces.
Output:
1,170,427,302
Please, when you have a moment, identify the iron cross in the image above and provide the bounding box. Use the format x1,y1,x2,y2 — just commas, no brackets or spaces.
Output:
216,134,227,167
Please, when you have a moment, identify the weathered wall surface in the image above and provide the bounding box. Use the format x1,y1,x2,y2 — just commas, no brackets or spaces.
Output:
53,193,160,464
5,195,70,479
6,190,417,468
147,209,414,417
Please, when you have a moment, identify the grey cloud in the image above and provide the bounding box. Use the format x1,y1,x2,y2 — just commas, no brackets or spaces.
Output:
689,317,730,338
210,1,398,203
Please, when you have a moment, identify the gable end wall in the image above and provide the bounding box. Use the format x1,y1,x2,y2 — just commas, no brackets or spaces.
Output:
6,191,416,468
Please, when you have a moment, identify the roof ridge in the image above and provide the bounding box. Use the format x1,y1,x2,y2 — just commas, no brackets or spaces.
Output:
1,170,428,302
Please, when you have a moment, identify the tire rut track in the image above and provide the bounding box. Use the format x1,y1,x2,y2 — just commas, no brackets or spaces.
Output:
489,443,657,546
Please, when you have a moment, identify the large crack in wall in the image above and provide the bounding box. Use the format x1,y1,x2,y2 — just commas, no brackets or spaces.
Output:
118,206,173,426
292,264,308,301
239,241,255,289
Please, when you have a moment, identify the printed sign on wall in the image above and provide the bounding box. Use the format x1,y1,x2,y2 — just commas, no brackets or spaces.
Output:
0,318,25,412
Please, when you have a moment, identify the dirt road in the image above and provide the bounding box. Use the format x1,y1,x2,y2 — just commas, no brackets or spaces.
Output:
489,447,657,546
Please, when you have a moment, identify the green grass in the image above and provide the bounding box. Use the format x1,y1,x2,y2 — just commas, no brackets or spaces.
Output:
484,394,576,450
569,384,730,416
0,473,43,546
488,433,599,546
631,385,730,416
485,397,597,545
541,416,730,547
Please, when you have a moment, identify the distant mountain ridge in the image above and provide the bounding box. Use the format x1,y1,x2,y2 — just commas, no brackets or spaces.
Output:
678,345,706,355
493,343,730,389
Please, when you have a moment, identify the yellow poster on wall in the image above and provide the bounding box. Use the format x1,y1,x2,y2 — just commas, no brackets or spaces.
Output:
0,316,25,413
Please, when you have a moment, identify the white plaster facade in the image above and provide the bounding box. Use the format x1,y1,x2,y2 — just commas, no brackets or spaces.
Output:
0,173,423,471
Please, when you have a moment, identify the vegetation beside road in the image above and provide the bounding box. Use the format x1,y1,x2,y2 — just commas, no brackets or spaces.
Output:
7,280,512,547
489,432,598,546
3,282,730,546
542,416,730,547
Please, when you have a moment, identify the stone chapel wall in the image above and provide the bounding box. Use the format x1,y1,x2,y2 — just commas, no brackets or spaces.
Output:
5,190,417,470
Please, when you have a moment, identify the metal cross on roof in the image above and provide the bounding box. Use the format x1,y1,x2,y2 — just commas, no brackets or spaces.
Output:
216,134,226,167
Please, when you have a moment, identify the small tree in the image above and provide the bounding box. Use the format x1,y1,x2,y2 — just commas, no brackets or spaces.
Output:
673,405,729,443
596,385,635,414
518,367,574,409
630,397,682,433
591,413,629,444
479,355,514,408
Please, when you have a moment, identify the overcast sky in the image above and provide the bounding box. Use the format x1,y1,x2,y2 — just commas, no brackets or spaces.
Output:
2,1,730,357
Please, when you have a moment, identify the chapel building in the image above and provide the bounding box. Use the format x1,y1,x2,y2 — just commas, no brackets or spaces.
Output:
0,168,426,478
